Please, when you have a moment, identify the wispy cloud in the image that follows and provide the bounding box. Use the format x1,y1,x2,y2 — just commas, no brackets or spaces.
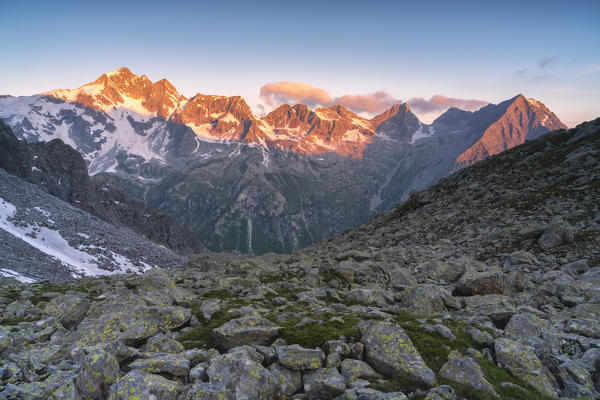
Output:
259,81,331,108
259,81,401,114
259,81,487,115
516,56,557,81
407,95,488,114
537,56,555,70
334,92,399,114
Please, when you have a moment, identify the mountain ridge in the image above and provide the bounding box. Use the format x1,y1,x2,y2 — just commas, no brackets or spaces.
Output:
0,68,570,254
34,67,565,161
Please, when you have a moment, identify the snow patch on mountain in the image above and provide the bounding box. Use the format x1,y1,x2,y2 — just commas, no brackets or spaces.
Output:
0,268,36,283
411,124,435,143
0,196,151,278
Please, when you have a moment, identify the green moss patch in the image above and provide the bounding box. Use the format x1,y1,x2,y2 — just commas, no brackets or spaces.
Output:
277,315,361,349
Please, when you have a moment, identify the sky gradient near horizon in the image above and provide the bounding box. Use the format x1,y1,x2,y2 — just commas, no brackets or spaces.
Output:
1,0,599,126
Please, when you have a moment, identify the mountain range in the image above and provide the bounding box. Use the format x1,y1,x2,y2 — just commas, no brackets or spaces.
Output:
0,68,567,253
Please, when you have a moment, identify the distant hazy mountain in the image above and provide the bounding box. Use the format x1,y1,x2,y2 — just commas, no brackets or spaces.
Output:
0,68,567,253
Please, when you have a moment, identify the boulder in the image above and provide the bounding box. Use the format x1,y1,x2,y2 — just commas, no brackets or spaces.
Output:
303,367,346,399
269,361,302,399
75,350,120,400
362,322,436,388
400,285,448,315
128,353,190,377
74,297,190,346
142,332,185,354
106,370,182,400
340,358,382,382
44,293,90,329
438,350,497,396
454,269,505,296
205,352,278,399
50,379,82,400
276,344,324,370
212,315,280,351
419,259,464,283
189,362,208,382
564,318,600,339
494,338,557,398
538,220,574,250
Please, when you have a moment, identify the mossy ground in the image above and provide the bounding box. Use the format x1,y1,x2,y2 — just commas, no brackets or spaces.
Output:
276,314,361,349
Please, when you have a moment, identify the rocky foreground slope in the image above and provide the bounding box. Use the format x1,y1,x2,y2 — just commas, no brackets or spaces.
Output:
0,119,598,399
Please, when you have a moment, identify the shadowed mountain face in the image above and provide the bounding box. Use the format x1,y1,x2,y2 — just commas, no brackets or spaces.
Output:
0,120,203,253
0,68,567,253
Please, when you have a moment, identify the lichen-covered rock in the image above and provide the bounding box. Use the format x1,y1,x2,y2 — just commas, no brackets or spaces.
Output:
269,361,302,399
189,362,208,382
423,385,457,400
538,220,575,250
106,369,182,400
205,352,278,399
454,269,505,296
276,344,324,370
303,367,346,399
422,324,456,341
6,370,77,400
44,293,90,329
362,322,436,388
74,297,191,346
212,315,279,351
504,313,562,354
142,332,185,353
494,338,557,398
399,285,448,315
438,350,497,396
340,358,382,382
346,288,389,305
419,259,464,283
198,298,223,320
564,318,600,339
128,353,190,377
50,379,82,400
75,349,120,400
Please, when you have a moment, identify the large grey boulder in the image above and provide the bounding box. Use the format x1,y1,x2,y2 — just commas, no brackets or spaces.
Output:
269,361,302,399
276,344,325,370
494,338,557,398
400,285,449,315
44,293,90,329
418,259,464,283
205,352,278,399
340,358,382,382
438,350,497,396
73,296,190,347
303,367,346,399
75,349,120,400
362,322,436,388
128,353,190,377
538,220,574,250
212,315,280,351
454,269,505,296
107,370,182,400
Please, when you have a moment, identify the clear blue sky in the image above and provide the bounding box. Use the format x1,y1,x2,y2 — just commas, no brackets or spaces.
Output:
1,0,598,126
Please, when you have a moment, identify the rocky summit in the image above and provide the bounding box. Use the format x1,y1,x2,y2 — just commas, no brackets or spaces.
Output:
0,119,598,400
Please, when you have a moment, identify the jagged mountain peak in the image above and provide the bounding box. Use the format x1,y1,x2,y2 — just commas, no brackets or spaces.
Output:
455,93,567,167
371,103,415,129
